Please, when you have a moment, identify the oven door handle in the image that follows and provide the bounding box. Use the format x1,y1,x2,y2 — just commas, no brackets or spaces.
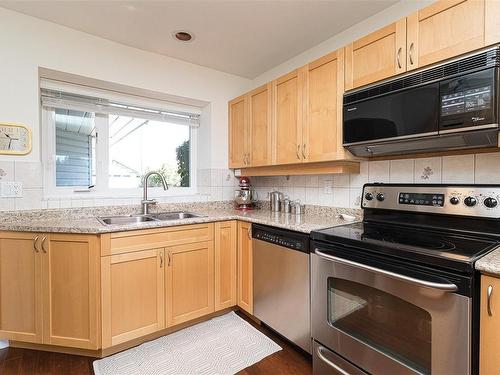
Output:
315,249,458,292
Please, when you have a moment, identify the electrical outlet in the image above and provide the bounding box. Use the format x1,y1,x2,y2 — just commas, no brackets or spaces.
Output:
1,182,23,198
323,180,333,195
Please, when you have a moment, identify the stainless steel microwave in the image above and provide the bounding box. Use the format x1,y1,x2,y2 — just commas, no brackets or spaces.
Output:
343,47,500,157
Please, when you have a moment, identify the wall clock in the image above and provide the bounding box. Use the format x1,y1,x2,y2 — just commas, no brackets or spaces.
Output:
0,123,32,155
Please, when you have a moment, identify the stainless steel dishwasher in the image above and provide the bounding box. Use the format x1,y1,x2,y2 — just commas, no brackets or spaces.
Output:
252,224,311,353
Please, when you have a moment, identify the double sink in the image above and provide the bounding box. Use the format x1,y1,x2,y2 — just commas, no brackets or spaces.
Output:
98,211,204,225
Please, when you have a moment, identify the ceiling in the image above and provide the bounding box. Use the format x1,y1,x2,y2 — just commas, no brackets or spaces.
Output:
0,0,399,78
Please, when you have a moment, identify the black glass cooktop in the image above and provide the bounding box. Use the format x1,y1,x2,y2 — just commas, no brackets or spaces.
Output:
311,221,498,271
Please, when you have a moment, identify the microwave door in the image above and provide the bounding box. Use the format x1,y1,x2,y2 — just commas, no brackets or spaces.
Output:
343,83,439,145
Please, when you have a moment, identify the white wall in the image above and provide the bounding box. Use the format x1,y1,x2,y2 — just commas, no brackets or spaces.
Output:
251,0,433,87
0,7,251,168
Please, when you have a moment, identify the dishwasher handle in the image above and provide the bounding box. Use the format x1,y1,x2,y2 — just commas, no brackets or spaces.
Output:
315,249,458,292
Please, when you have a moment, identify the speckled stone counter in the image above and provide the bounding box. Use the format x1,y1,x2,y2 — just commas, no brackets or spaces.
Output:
475,246,500,276
0,201,362,234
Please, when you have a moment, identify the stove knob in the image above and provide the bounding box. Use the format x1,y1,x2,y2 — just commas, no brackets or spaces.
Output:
376,193,385,202
449,196,460,205
464,196,477,207
365,192,374,201
484,197,498,208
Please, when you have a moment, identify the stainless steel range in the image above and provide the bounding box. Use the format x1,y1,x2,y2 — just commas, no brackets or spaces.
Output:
310,184,500,375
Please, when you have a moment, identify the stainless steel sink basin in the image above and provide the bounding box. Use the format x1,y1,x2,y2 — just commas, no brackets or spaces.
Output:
98,211,204,225
150,211,205,221
98,215,158,225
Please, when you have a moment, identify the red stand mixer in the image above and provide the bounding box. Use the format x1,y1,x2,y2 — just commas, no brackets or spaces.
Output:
234,176,258,210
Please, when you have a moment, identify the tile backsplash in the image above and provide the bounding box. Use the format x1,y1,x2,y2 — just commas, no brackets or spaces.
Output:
0,162,239,211
1,152,499,211
250,152,500,209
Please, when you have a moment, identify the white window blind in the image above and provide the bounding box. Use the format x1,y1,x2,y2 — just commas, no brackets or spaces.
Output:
40,79,201,127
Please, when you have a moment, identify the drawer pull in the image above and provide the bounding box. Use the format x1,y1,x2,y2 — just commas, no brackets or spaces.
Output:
316,345,350,375
159,252,164,268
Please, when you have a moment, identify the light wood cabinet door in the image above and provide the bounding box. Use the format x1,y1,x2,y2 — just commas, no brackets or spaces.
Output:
0,232,42,343
43,234,100,349
303,49,345,162
485,0,500,46
406,0,485,71
248,84,272,167
228,95,248,168
237,221,253,314
273,70,304,165
166,241,214,326
101,248,165,348
480,275,500,375
215,221,237,311
345,19,406,90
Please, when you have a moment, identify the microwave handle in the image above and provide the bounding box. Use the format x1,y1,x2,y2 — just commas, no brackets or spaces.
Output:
315,249,458,292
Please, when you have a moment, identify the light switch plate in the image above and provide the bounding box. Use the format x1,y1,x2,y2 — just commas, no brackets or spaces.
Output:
1,181,23,197
323,180,333,194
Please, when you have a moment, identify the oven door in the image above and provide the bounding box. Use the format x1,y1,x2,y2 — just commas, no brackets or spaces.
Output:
311,248,471,375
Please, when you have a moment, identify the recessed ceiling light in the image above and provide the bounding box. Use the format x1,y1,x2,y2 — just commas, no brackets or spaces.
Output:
173,31,194,43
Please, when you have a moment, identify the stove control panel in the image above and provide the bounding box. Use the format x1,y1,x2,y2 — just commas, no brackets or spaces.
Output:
362,184,500,218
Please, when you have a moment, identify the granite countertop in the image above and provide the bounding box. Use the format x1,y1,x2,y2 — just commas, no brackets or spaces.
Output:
475,246,500,276
0,201,361,235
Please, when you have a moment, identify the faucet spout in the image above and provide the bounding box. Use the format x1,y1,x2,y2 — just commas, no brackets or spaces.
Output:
141,171,169,214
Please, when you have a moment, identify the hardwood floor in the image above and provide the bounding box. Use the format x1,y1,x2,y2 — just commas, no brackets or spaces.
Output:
0,311,312,375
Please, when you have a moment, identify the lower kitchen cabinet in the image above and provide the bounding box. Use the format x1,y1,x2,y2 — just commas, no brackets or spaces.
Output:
215,221,237,311
237,222,253,314
480,275,500,375
0,232,100,350
101,248,165,348
166,241,215,326
0,232,43,343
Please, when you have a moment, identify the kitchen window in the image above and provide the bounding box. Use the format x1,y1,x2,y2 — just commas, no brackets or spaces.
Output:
41,80,200,197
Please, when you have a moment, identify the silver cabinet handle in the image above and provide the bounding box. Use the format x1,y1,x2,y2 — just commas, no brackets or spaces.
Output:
33,235,40,253
315,249,458,292
487,285,493,317
316,345,350,375
246,153,250,165
296,145,301,160
243,154,247,165
159,252,164,268
167,251,171,266
247,226,252,240
41,235,48,253
397,47,402,69
409,42,414,65
302,143,306,159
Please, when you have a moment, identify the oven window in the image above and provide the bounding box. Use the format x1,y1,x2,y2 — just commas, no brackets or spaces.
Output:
327,278,431,374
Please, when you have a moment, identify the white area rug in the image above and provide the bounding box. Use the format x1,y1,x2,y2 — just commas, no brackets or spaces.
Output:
93,312,282,375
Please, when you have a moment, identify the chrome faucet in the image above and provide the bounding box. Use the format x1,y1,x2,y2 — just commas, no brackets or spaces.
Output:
142,171,169,214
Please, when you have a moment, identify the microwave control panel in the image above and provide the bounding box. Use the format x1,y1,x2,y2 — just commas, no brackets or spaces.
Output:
362,184,500,218
441,85,492,116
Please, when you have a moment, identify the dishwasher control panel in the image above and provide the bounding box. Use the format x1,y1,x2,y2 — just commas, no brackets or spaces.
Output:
252,224,309,253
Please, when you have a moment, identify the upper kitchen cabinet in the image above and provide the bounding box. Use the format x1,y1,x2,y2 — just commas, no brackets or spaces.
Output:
345,19,406,90
228,95,247,168
406,0,486,71
485,0,500,46
303,49,345,162
248,84,272,167
272,69,304,165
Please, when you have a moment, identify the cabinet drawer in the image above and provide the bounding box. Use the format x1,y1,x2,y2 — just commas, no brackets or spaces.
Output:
101,223,214,256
